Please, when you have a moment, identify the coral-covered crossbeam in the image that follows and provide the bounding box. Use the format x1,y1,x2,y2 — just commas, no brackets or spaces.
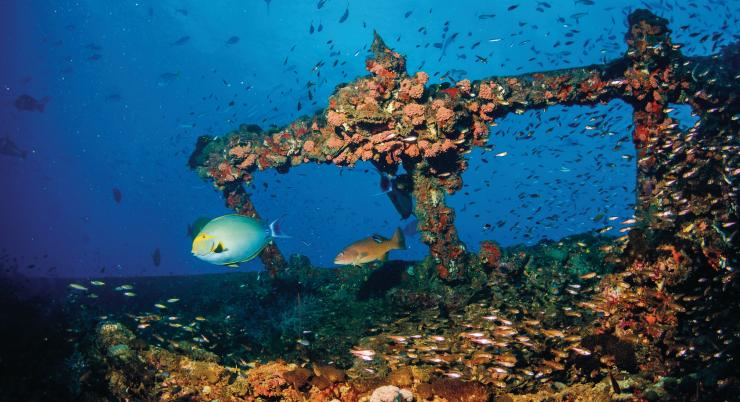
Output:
190,9,738,279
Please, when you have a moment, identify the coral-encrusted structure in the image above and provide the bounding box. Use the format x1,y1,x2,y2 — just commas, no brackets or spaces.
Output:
190,10,737,285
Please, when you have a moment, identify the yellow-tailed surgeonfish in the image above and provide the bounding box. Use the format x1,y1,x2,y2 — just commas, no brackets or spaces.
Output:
191,214,286,267
334,228,405,266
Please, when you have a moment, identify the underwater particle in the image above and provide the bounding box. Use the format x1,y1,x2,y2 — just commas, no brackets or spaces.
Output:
334,228,406,266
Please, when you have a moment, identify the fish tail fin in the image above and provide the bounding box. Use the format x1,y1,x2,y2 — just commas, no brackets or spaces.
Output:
375,172,394,196
269,217,290,238
391,227,406,250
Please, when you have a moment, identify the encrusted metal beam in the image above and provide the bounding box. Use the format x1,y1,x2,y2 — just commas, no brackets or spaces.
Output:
190,9,738,280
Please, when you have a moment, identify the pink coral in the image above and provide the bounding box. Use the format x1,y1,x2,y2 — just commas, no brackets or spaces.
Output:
456,79,471,94
435,106,454,127
326,136,344,150
398,79,424,100
403,103,426,126
229,145,252,158
420,139,456,158
326,110,347,127
478,81,494,100
473,121,489,136
479,102,495,121
302,140,315,153
404,143,420,158
415,71,429,85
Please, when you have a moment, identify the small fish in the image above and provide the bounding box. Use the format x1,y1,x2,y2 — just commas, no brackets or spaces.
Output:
14,94,49,112
69,283,88,291
226,36,240,45
338,6,349,23
115,284,134,291
123,292,137,297
90,280,105,286
152,248,161,266
334,228,405,266
155,303,167,309
495,151,508,157
171,35,190,46
112,188,122,203
167,298,180,303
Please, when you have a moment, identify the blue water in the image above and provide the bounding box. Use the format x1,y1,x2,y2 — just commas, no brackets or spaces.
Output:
1,0,736,277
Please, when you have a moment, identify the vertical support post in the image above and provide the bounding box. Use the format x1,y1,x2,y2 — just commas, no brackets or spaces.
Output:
224,185,287,277
411,168,467,280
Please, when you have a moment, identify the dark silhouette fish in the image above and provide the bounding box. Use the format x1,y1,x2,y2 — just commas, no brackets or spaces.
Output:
14,94,49,112
379,173,414,219
152,248,161,266
112,188,122,203
226,36,240,45
338,6,349,23
0,137,28,159
171,35,190,46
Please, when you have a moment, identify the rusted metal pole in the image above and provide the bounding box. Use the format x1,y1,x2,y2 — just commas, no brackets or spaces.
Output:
189,9,737,279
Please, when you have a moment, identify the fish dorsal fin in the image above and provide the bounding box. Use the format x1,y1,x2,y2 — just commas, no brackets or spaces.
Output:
371,234,386,243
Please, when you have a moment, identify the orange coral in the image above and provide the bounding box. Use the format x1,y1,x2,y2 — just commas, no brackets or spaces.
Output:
403,103,426,126
435,106,454,128
404,143,420,158
326,136,345,150
456,79,471,94
302,140,315,153
229,145,252,158
246,362,290,397
415,71,429,85
326,110,347,127
478,81,494,100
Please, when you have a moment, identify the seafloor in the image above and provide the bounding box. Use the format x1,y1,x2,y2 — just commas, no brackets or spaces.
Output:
1,231,738,401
